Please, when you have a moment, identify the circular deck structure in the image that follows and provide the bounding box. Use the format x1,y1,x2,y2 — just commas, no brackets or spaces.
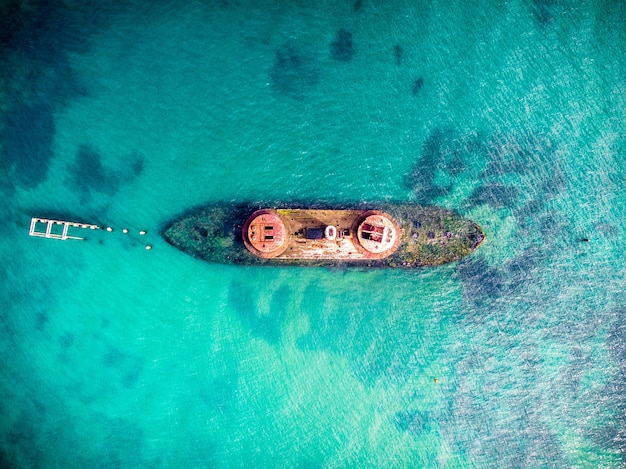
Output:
242,210,289,258
352,211,401,258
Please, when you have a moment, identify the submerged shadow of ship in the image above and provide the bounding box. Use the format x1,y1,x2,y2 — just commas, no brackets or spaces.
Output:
161,200,485,268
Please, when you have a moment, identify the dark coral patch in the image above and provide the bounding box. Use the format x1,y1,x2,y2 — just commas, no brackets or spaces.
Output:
412,77,424,95
0,0,95,60
608,314,626,366
128,153,144,177
68,144,120,201
6,411,39,459
330,29,354,62
532,0,557,25
394,410,432,434
598,316,626,458
229,279,284,344
0,103,55,186
404,129,454,203
271,285,292,319
271,42,319,100
102,346,144,388
296,283,354,353
506,244,544,276
393,44,402,65
295,284,326,350
34,311,49,331
0,0,100,190
465,184,520,210
483,133,559,181
404,129,486,204
66,145,145,206
456,257,506,306
59,332,75,349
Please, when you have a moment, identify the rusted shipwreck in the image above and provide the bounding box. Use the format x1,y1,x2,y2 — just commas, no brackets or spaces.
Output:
162,203,484,268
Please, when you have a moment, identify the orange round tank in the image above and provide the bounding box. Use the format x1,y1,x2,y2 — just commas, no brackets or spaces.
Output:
243,210,289,258
353,211,401,258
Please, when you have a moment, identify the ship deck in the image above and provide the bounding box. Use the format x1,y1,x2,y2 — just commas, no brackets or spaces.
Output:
162,202,486,268
269,209,397,260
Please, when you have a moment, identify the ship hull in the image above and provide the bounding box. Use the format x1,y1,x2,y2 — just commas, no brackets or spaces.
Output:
162,203,484,268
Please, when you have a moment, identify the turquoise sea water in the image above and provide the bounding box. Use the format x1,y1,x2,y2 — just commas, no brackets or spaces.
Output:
1,0,625,467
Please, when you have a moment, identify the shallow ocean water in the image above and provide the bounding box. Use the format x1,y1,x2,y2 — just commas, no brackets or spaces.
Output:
1,0,625,467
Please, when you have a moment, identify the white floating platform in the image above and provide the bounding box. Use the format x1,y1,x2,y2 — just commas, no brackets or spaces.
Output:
29,218,99,240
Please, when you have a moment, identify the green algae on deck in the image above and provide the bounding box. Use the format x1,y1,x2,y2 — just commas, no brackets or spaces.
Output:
162,203,484,268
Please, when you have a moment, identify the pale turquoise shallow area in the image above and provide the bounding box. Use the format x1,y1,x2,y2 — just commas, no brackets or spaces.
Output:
1,0,625,467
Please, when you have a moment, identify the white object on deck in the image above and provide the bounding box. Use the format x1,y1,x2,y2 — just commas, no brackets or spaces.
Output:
29,218,99,240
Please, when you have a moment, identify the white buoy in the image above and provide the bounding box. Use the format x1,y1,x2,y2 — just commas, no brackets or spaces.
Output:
139,230,147,235
122,228,129,234
106,227,113,232
145,245,152,250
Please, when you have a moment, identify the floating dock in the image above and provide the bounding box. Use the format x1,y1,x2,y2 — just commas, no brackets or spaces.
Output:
28,218,99,240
